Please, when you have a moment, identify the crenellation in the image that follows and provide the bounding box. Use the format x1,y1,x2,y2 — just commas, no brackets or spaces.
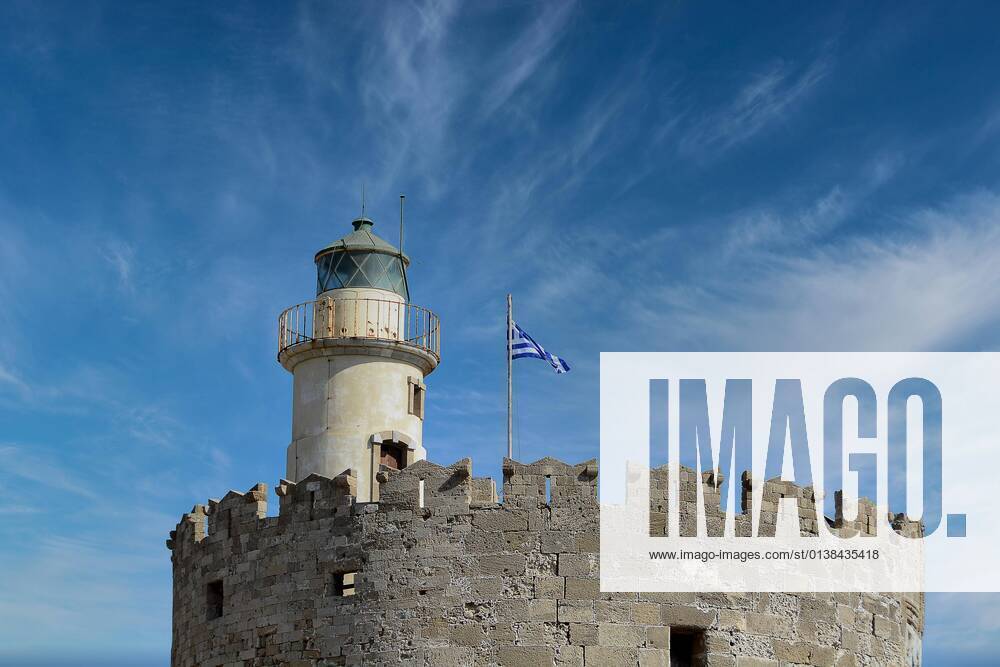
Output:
833,490,883,538
471,476,499,506
377,458,473,511
276,471,357,523
502,457,598,509
167,504,207,558
650,465,824,539
205,485,266,540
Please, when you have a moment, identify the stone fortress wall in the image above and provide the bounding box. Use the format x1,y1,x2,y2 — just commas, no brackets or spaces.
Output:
168,458,924,666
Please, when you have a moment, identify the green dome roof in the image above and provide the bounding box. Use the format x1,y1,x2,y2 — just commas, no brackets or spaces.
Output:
314,217,410,266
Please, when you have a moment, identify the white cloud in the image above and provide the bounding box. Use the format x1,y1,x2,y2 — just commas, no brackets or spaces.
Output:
0,503,40,515
287,0,578,201
0,444,98,500
722,186,850,257
355,0,464,196
101,239,135,293
0,364,31,399
721,152,903,257
479,1,576,117
638,190,1000,352
679,54,831,160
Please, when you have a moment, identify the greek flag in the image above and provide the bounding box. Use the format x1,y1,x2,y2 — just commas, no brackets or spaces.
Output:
510,322,571,374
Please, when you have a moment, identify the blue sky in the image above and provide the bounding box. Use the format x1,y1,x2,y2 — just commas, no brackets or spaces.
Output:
1,1,1000,664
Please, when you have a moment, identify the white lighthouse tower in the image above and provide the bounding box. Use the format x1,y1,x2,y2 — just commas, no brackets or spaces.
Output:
277,213,440,501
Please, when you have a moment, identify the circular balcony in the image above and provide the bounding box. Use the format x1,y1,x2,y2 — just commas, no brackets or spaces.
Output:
277,297,441,372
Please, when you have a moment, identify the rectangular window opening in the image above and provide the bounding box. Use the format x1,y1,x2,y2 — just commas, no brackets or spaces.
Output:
409,378,426,419
206,579,224,620
669,627,707,666
418,479,425,508
545,476,552,504
330,571,357,597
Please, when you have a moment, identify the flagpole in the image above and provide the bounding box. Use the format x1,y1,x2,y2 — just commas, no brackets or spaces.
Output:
507,293,513,460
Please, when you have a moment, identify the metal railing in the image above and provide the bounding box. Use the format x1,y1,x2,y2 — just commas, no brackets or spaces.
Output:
278,297,440,358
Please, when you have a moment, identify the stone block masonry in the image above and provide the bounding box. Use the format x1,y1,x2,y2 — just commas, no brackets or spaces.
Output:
168,458,923,666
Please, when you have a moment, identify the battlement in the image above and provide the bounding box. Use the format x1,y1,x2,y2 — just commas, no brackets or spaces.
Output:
167,457,594,555
646,464,924,540
169,457,924,666
168,457,922,557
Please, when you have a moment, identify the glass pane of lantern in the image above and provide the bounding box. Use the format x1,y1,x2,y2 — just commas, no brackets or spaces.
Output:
316,257,326,292
369,255,394,290
334,253,359,286
318,254,335,291
351,252,376,287
384,257,405,293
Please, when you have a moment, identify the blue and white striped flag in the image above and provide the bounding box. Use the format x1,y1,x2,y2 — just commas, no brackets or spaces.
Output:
510,322,571,374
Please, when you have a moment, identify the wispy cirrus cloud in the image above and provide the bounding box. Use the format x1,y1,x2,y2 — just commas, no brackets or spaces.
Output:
0,364,31,399
0,503,39,515
679,53,832,160
722,152,904,256
355,0,464,196
287,0,578,202
0,444,98,500
639,189,1000,352
100,239,135,294
479,0,576,118
722,186,851,257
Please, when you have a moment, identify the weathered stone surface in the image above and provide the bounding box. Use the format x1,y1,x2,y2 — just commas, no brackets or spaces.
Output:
638,648,669,667
597,622,646,647
661,604,715,628
646,625,670,650
584,646,639,666
565,576,600,600
498,646,554,666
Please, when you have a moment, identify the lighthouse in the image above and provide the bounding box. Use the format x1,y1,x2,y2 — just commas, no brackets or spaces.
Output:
170,212,925,667
277,213,440,500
